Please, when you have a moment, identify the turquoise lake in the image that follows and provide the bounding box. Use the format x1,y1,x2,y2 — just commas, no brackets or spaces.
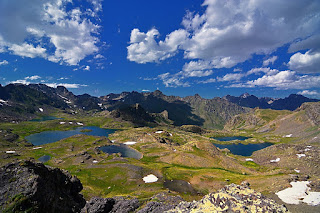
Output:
26,126,116,145
99,145,142,159
212,142,273,156
38,155,51,163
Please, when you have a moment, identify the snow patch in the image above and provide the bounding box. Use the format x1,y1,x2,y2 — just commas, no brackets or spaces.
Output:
39,108,43,112
77,122,84,126
303,192,320,206
60,122,66,124
270,158,280,163
0,99,8,106
124,141,137,145
297,154,306,158
276,181,320,205
246,158,254,162
6,151,16,154
143,174,158,183
92,160,98,163
294,169,300,173
285,134,292,137
155,131,163,134
111,140,115,143
58,94,72,104
33,147,42,150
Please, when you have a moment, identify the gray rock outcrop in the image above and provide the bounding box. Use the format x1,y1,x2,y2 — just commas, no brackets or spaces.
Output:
0,160,85,212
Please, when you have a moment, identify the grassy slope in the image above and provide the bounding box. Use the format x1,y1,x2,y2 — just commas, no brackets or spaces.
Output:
0,106,319,211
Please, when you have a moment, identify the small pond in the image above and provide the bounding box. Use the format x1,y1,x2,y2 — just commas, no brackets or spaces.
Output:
164,180,198,195
30,116,62,122
212,142,273,156
38,155,51,163
212,136,250,141
26,126,116,145
99,145,142,159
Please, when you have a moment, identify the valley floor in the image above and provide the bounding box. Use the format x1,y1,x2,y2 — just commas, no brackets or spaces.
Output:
0,109,319,212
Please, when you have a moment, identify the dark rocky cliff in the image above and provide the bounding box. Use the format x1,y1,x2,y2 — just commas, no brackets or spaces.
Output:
0,161,85,213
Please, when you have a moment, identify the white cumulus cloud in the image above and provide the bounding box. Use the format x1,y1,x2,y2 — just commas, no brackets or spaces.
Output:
25,75,41,80
45,83,88,88
263,56,278,67
128,0,320,87
198,78,216,84
157,72,190,88
9,79,31,85
247,67,279,76
298,90,319,96
288,35,320,73
127,28,188,64
0,60,9,66
288,50,320,74
9,43,46,58
182,60,213,72
230,69,320,90
0,0,101,66
128,0,320,68
217,73,245,82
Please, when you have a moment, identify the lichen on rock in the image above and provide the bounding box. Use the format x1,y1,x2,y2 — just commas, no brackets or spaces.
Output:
166,183,289,213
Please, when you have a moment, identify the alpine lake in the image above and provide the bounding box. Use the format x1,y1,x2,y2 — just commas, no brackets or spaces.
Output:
212,136,273,156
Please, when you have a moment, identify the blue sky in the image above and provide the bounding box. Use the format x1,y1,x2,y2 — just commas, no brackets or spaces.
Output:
0,0,319,98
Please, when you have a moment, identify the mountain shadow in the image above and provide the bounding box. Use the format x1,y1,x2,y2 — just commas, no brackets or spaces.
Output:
105,91,205,126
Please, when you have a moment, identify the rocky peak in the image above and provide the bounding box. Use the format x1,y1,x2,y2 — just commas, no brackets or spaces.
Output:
56,85,68,93
240,92,250,98
152,90,163,97
194,93,202,99
0,160,85,212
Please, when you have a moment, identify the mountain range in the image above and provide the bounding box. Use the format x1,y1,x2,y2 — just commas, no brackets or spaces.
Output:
224,92,319,111
0,84,319,129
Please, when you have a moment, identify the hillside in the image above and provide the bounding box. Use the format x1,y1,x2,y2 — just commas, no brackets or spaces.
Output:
0,84,102,122
1,84,318,129
0,161,289,213
101,90,250,129
0,89,319,212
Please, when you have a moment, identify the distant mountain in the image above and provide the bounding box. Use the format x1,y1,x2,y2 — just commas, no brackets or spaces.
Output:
0,84,102,121
28,84,101,110
224,93,319,111
3,84,316,128
101,90,250,129
1,84,249,128
110,103,155,126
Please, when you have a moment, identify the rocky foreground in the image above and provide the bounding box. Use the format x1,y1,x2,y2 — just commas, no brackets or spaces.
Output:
0,161,289,212
166,183,289,212
0,161,85,212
